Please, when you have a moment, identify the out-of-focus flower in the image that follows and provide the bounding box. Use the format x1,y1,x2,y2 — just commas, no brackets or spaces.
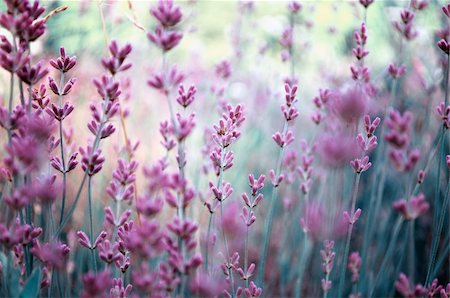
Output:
147,26,182,52
348,252,362,283
176,84,196,108
436,101,450,129
30,240,70,270
359,0,374,8
288,1,302,14
81,270,112,298
190,273,227,297
331,86,368,124
0,36,29,73
150,0,182,28
318,133,360,168
395,273,426,297
32,174,61,205
17,60,48,85
393,193,429,220
215,60,232,79
320,240,335,293
110,278,132,298
388,64,407,79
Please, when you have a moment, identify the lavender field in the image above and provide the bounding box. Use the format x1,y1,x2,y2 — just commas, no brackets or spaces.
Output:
0,0,449,297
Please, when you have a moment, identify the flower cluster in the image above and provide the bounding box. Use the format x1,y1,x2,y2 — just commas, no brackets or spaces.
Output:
148,0,183,52
385,109,421,172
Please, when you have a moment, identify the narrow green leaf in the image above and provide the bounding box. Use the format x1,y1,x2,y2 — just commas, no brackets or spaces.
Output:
19,268,41,298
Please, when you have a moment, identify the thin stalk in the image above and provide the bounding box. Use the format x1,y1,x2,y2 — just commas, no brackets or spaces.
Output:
408,220,415,283
289,12,295,81
7,71,14,144
323,272,331,298
244,225,249,288
425,177,450,284
369,217,403,297
258,120,288,287
54,94,109,237
425,51,450,286
204,212,213,272
294,237,312,298
411,131,442,196
431,231,450,279
54,172,87,238
58,72,67,226
216,146,235,297
359,78,398,294
220,197,235,297
161,52,189,296
88,177,98,273
338,173,361,297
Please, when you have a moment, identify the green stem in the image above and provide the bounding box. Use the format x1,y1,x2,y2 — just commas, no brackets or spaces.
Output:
88,177,98,273
294,237,312,298
425,177,450,284
408,220,415,283
244,224,249,288
7,71,14,144
204,213,213,273
54,173,87,238
57,72,68,226
258,121,288,287
359,78,398,295
338,173,361,297
369,217,403,297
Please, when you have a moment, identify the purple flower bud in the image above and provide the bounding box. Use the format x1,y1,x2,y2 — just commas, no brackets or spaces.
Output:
49,47,77,73
17,60,48,85
147,26,183,52
359,0,374,8
176,84,196,108
79,145,105,176
101,40,132,75
150,0,182,28
76,231,92,249
438,39,450,55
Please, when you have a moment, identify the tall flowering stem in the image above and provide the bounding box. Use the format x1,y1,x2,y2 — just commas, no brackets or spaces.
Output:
55,71,121,237
338,115,378,296
258,83,298,287
321,240,335,298
240,175,264,288
47,47,77,226
204,104,245,296
359,4,417,290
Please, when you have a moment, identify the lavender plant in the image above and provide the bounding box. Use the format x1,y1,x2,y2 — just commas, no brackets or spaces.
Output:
0,0,450,297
